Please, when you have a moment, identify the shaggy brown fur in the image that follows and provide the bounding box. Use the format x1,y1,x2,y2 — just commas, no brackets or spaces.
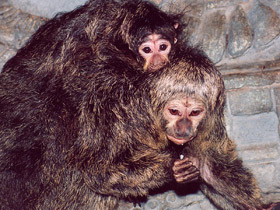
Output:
0,0,264,209
0,20,227,209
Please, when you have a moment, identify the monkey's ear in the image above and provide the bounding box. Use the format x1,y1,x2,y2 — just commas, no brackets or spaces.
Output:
173,22,179,44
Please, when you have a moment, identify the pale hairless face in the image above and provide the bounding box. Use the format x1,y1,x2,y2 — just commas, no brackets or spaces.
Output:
138,34,173,72
163,97,206,145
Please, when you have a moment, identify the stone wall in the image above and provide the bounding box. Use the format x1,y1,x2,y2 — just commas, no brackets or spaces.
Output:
0,0,279,209
224,70,280,202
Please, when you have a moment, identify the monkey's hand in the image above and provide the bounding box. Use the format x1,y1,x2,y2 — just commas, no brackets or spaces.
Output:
172,157,200,183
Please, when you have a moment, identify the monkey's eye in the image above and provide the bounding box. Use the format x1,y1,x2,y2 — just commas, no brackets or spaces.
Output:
190,110,201,116
159,44,167,51
142,47,152,54
169,109,180,116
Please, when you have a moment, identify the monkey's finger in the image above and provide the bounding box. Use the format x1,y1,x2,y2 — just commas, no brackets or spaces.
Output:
174,166,198,177
174,165,199,176
172,161,193,172
173,157,195,169
179,176,199,184
175,169,199,180
175,170,200,183
174,157,193,166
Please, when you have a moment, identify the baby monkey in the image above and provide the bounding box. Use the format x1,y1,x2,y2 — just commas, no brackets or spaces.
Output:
92,0,181,72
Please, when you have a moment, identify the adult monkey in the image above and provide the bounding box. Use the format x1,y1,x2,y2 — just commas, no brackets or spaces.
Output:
1,25,271,208
0,42,225,209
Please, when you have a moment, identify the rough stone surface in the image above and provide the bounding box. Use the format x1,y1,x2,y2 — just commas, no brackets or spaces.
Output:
181,16,201,41
224,73,275,90
248,2,280,48
200,11,226,63
275,88,280,115
9,0,87,18
206,0,238,9
238,146,279,162
250,163,278,193
160,0,204,16
0,47,16,70
227,88,273,115
228,112,279,147
228,5,254,58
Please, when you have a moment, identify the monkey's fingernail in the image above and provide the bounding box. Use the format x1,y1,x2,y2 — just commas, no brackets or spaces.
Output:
180,154,184,160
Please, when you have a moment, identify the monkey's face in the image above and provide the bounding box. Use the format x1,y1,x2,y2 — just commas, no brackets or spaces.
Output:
163,97,206,145
138,33,176,72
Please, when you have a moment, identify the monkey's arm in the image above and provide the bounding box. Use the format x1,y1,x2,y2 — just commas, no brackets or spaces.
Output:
199,142,263,210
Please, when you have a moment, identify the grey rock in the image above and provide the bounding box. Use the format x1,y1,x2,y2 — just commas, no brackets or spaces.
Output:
223,73,275,90
238,145,279,162
143,199,162,210
0,2,47,32
186,203,201,210
206,0,238,9
228,88,273,115
275,72,280,84
250,163,277,193
0,1,47,46
182,15,201,41
248,2,280,48
228,5,254,58
228,112,279,147
160,0,204,16
0,46,16,72
165,191,186,209
9,0,87,18
199,199,217,210
185,192,205,204
200,11,226,63
274,88,280,115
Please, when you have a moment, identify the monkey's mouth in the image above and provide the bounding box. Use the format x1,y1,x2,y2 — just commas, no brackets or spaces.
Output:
148,62,167,72
167,135,193,145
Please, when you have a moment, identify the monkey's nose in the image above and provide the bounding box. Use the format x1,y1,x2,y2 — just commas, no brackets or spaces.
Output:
174,129,192,139
175,118,192,138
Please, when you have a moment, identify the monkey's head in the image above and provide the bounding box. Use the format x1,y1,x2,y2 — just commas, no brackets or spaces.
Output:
148,46,225,145
117,0,181,72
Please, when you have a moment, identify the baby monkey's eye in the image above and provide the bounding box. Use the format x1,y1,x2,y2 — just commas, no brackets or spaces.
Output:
159,44,167,51
142,47,152,54
169,109,180,116
190,110,202,116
